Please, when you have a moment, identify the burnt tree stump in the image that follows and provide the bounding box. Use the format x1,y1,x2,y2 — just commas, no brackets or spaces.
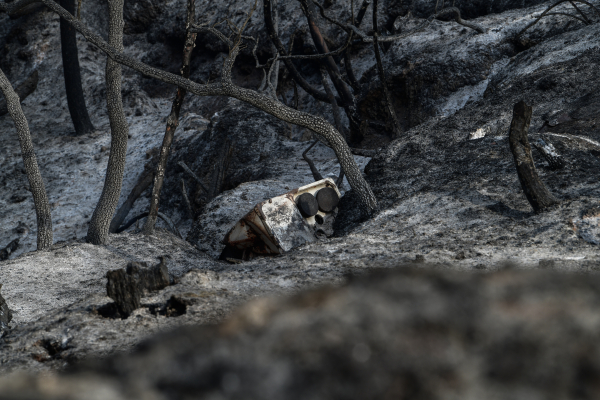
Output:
509,101,559,212
106,257,170,317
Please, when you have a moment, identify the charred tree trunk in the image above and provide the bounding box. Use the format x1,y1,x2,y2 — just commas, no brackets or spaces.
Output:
142,0,197,234
0,68,53,250
87,0,129,244
298,0,361,142
59,0,95,135
509,101,559,212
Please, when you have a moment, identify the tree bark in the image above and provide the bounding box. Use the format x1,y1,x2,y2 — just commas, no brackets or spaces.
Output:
142,0,196,234
0,68,53,250
509,101,559,212
59,0,95,135
86,0,129,244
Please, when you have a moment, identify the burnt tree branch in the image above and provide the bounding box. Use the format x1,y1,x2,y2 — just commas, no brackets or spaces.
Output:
517,0,600,38
263,0,342,105
0,68,52,250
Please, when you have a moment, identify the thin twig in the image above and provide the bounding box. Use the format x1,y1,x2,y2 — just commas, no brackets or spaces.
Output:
263,0,343,105
517,0,600,37
569,0,591,22
545,11,590,23
276,34,353,61
303,140,324,181
189,24,234,47
178,161,209,194
180,178,195,219
116,211,183,238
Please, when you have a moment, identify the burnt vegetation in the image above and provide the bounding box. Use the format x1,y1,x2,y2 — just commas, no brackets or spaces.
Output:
0,0,598,253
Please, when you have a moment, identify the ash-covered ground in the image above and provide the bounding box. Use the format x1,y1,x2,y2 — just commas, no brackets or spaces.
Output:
1,0,600,397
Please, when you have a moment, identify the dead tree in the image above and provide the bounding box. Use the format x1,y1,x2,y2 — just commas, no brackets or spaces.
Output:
86,0,130,245
509,101,559,212
0,68,53,250
59,0,95,135
142,0,197,235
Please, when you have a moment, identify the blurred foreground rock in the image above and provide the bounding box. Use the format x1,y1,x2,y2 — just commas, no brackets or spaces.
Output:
3,266,600,399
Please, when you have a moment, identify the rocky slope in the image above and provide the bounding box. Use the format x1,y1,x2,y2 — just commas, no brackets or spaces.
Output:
0,0,600,394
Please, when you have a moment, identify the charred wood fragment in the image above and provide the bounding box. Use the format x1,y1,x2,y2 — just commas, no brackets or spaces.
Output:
106,258,170,318
0,70,38,117
0,238,19,261
509,101,559,212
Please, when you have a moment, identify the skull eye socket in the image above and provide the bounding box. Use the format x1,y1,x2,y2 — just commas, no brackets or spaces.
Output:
315,188,339,213
295,193,318,218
